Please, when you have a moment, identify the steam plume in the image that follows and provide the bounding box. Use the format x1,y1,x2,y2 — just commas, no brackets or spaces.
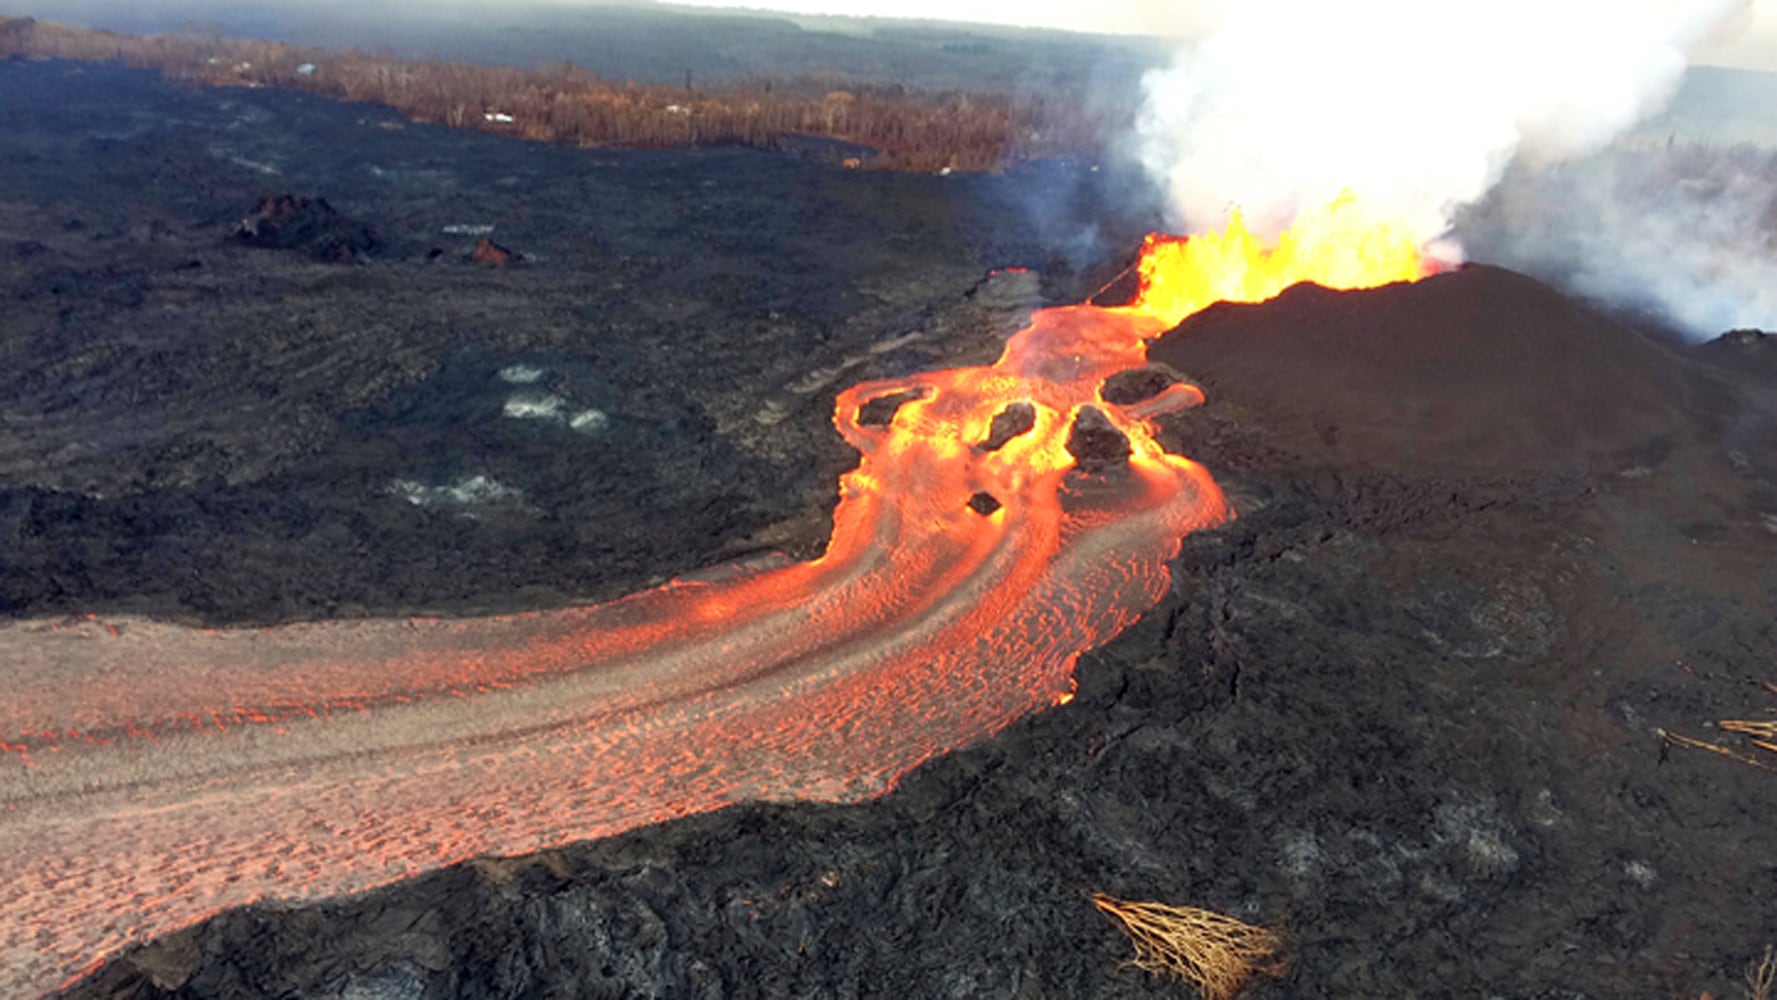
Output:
1134,0,1751,254
1459,144,1777,336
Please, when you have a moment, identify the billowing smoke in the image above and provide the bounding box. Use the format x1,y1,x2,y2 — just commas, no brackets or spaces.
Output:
1458,142,1777,336
1134,0,1751,261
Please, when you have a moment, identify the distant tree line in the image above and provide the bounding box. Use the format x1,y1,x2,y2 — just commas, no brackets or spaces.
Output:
0,16,1114,172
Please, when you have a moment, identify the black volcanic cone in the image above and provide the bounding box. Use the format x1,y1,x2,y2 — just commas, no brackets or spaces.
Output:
1147,266,1760,475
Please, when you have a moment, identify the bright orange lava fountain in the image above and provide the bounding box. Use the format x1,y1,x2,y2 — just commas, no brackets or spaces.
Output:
0,197,1428,996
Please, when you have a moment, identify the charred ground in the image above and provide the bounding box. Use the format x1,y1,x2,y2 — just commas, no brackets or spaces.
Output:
4,58,1775,999
0,57,1140,624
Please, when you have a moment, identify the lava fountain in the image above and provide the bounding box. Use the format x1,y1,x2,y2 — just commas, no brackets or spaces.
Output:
0,196,1428,996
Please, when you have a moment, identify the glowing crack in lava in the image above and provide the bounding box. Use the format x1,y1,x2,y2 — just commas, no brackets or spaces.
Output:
0,196,1428,996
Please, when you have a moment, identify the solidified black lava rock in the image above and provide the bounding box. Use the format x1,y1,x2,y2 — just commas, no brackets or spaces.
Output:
1064,405,1129,473
855,389,926,428
966,491,1001,515
1099,365,1183,405
977,401,1036,451
4,238,50,262
234,194,382,262
1695,328,1777,381
1086,260,1142,309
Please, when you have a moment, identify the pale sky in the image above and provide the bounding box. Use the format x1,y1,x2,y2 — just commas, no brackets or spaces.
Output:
671,0,1777,71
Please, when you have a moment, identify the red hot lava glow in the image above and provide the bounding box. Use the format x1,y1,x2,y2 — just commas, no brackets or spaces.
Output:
0,200,1429,996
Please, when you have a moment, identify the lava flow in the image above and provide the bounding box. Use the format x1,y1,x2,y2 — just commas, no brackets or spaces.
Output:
0,196,1428,997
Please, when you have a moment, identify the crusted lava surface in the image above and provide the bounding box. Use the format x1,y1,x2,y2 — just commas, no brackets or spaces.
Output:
4,59,1775,1000
0,58,1121,626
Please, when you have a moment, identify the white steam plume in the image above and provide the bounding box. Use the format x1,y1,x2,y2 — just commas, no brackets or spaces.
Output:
1134,0,1751,251
1459,144,1777,337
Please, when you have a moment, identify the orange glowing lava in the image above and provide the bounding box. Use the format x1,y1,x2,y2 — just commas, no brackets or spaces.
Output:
1130,192,1431,327
0,199,1429,997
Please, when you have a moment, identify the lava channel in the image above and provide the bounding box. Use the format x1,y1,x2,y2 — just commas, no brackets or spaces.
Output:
0,199,1428,996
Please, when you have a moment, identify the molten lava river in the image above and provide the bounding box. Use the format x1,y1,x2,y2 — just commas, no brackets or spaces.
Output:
0,201,1427,995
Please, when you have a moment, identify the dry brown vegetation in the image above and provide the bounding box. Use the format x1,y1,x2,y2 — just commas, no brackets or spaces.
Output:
0,16,1108,172
1657,676,1777,773
1092,892,1288,1000
1749,946,1776,1000
1718,718,1777,754
1712,947,1777,1000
